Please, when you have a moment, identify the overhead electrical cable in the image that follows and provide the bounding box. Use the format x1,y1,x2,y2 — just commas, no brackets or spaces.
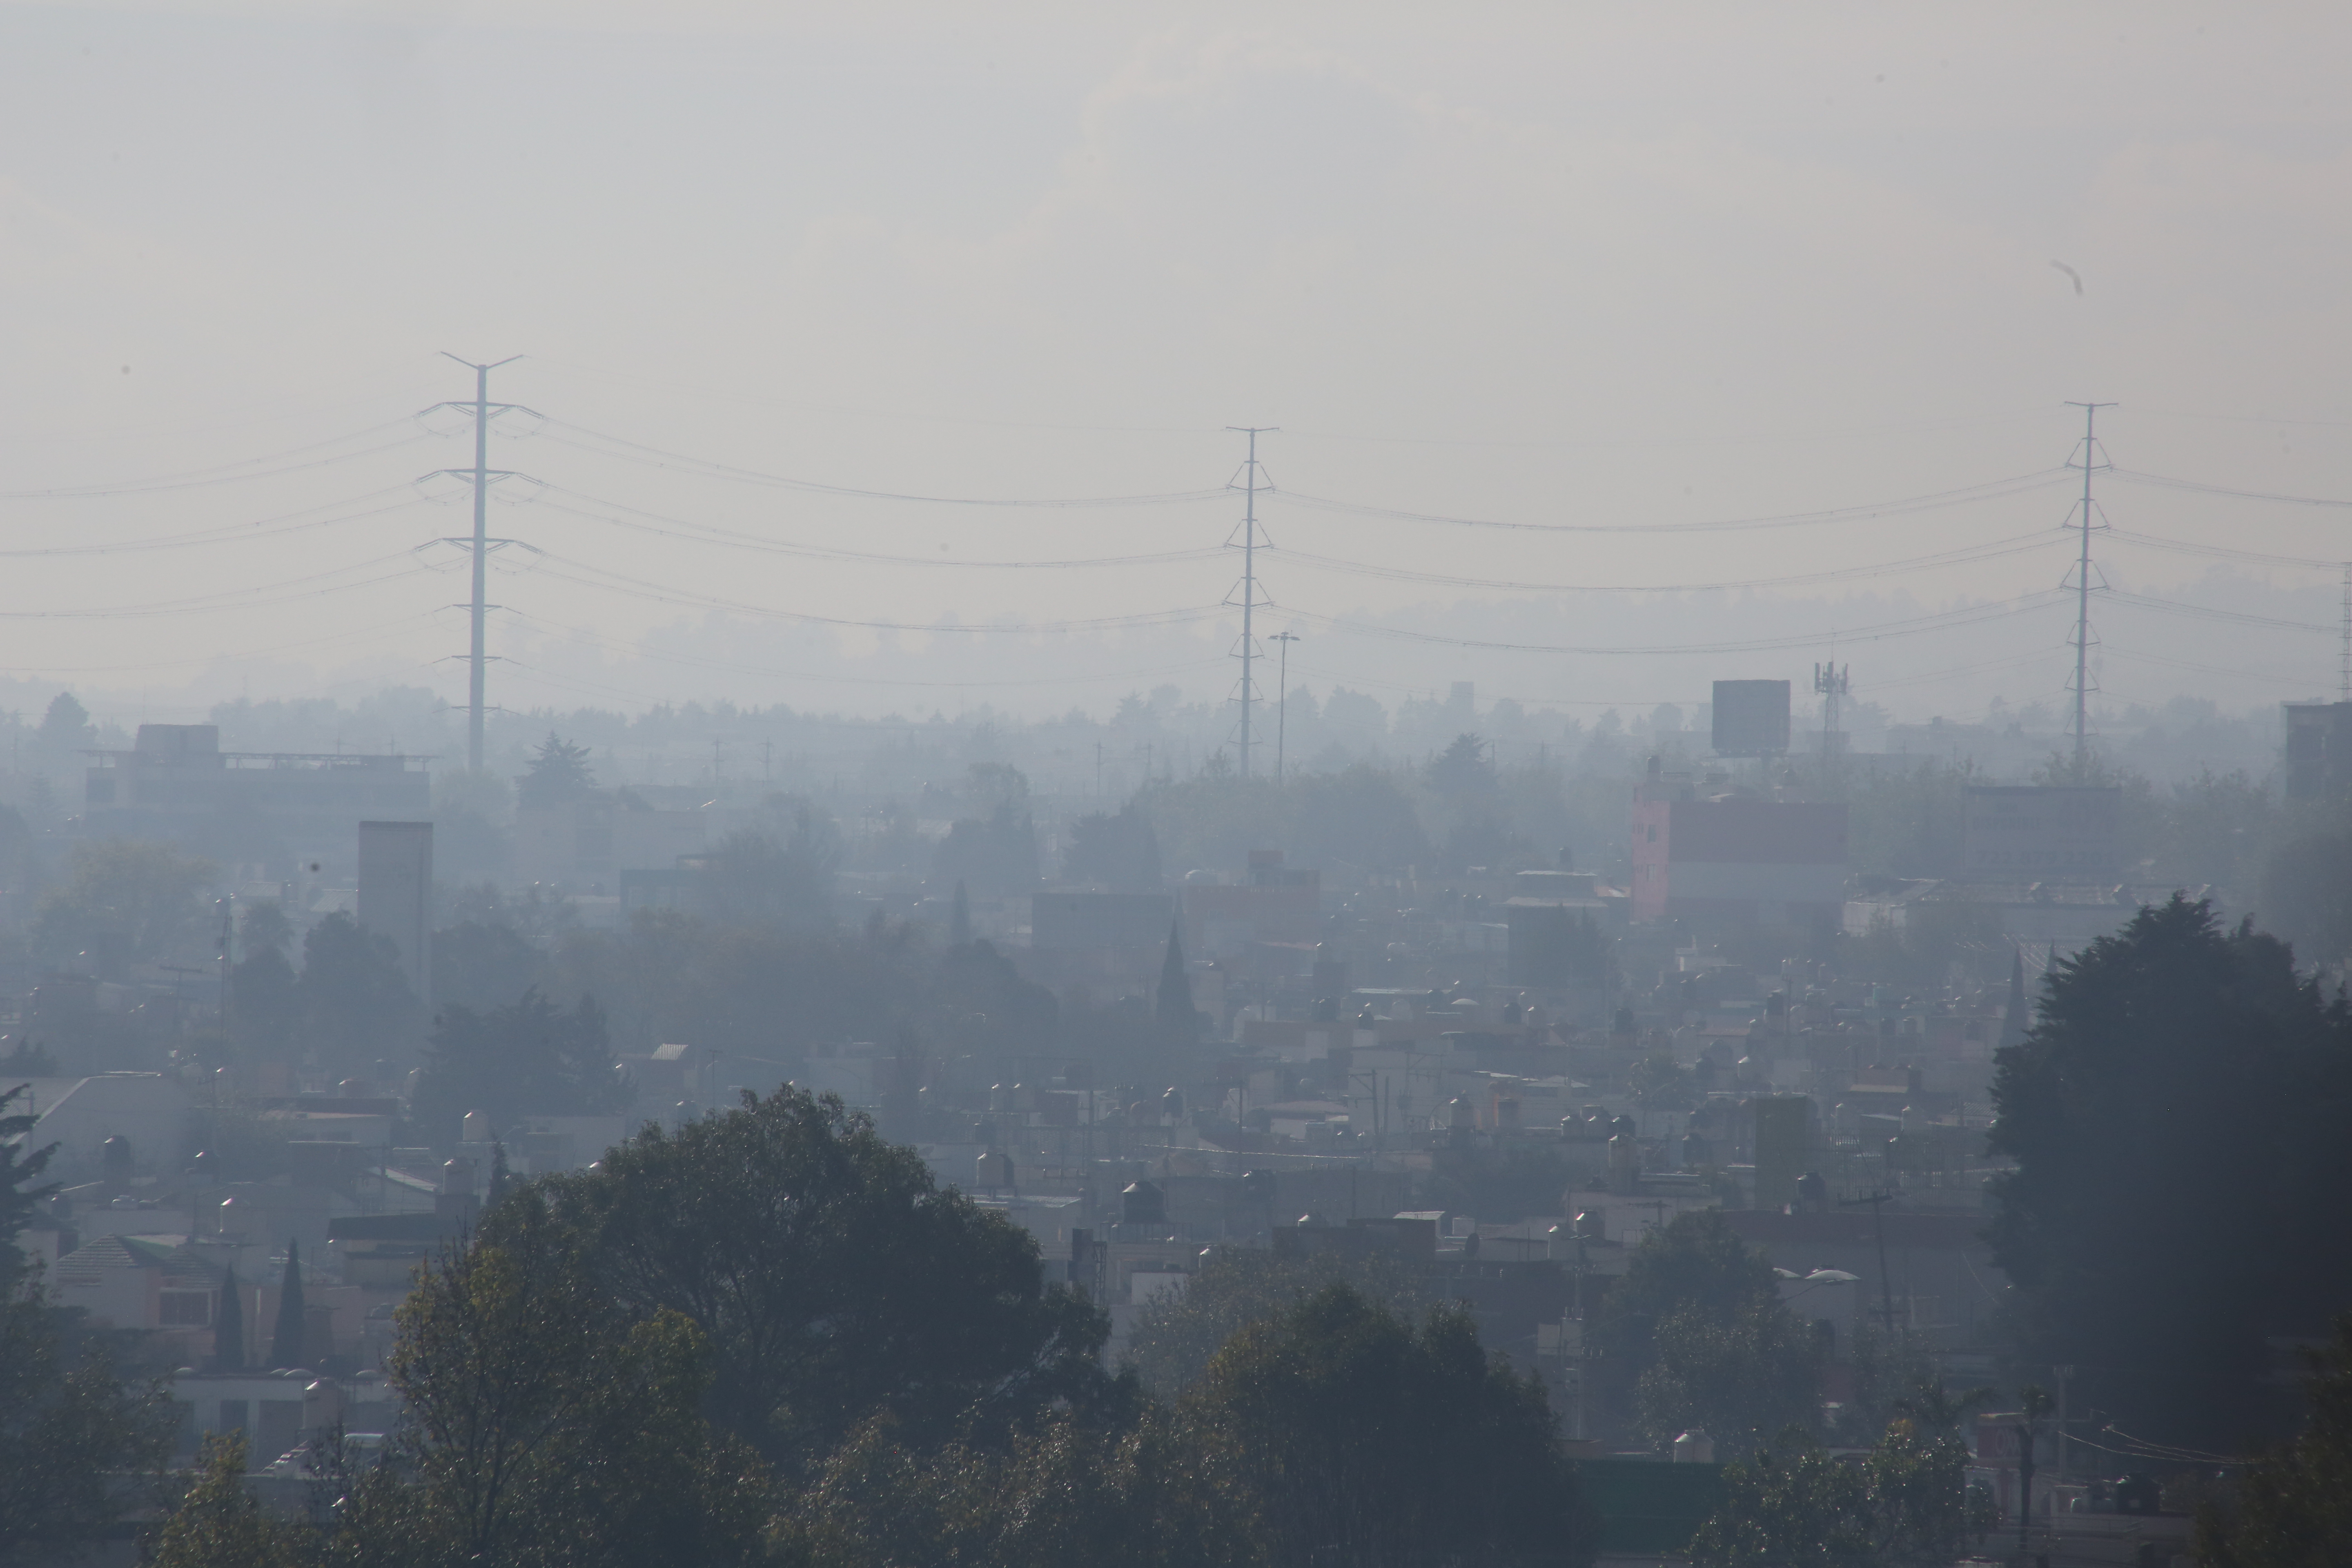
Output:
1272,470,2073,534
0,426,432,499
1270,530,2065,594
0,551,435,619
2109,470,2352,508
525,552,1226,637
0,488,427,558
538,423,1226,509
2106,528,2344,571
1282,590,2073,657
2098,588,2336,635
0,609,446,675
535,490,1226,569
498,608,1229,690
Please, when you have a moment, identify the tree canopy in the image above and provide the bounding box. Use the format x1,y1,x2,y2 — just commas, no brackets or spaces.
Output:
517,733,597,811
1183,1283,1597,1568
1987,896,2352,1448
507,1087,1110,1471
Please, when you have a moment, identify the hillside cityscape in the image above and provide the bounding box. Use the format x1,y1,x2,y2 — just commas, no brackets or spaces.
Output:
5,7,2352,1568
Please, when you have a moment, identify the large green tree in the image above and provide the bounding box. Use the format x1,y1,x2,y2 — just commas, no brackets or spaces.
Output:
0,1086,58,1298
512,1087,1109,1471
1123,1243,1425,1401
1184,1284,1596,1568
148,1432,313,1568
1987,896,2352,1449
0,1285,176,1565
777,1408,1250,1568
2196,1314,2352,1568
1688,1422,1980,1568
1636,1301,1824,1458
294,913,421,1073
348,1194,769,1568
32,838,214,969
414,989,621,1136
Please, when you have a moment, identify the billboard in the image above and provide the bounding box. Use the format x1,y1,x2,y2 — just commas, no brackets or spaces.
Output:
1712,680,1792,757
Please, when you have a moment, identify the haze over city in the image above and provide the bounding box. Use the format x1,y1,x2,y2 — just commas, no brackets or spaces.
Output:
4,8,2351,1568
2,3,2348,738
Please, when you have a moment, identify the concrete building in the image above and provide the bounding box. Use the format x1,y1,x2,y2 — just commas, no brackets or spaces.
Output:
516,800,707,890
1180,850,1321,959
2284,700,2352,800
13,1072,196,1183
1630,765,1847,930
356,821,432,1007
1959,786,2122,880
82,724,430,866
1026,890,1176,992
1503,870,1615,989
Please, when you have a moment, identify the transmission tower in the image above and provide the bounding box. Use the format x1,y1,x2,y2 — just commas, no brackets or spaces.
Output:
2063,402,2114,776
1224,427,1277,779
421,354,536,773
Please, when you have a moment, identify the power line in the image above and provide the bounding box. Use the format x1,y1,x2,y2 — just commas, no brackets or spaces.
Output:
2105,528,2345,571
540,421,1225,508
1273,470,2071,534
533,488,1225,569
0,425,430,499
1286,589,2074,658
2109,469,2352,508
497,608,1229,690
526,551,1225,636
2100,590,2336,635
0,488,425,558
1270,530,2065,594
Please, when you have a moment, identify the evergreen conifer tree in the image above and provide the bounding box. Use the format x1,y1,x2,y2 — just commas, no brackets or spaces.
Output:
268,1241,306,1368
486,1141,514,1209
212,1263,243,1372
1155,921,1195,1031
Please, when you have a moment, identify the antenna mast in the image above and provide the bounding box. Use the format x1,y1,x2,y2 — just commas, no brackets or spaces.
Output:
1813,660,1848,763
2064,402,2114,776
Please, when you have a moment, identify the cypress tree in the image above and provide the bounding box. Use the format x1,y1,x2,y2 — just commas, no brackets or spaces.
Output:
486,1141,513,1209
949,880,972,947
213,1263,244,1372
268,1240,306,1369
1155,921,1195,1031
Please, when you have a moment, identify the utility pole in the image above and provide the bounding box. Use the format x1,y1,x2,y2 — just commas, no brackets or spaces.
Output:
2339,563,2350,702
2064,402,2114,777
423,354,531,774
1272,631,1299,783
1225,428,1277,778
1840,1189,1900,1334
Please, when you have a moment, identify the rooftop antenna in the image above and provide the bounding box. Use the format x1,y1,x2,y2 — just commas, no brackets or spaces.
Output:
2063,402,2114,777
1225,427,1277,779
1812,658,1848,764
423,354,533,774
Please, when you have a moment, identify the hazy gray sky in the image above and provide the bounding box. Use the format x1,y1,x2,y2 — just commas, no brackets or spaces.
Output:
3,2,2348,726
